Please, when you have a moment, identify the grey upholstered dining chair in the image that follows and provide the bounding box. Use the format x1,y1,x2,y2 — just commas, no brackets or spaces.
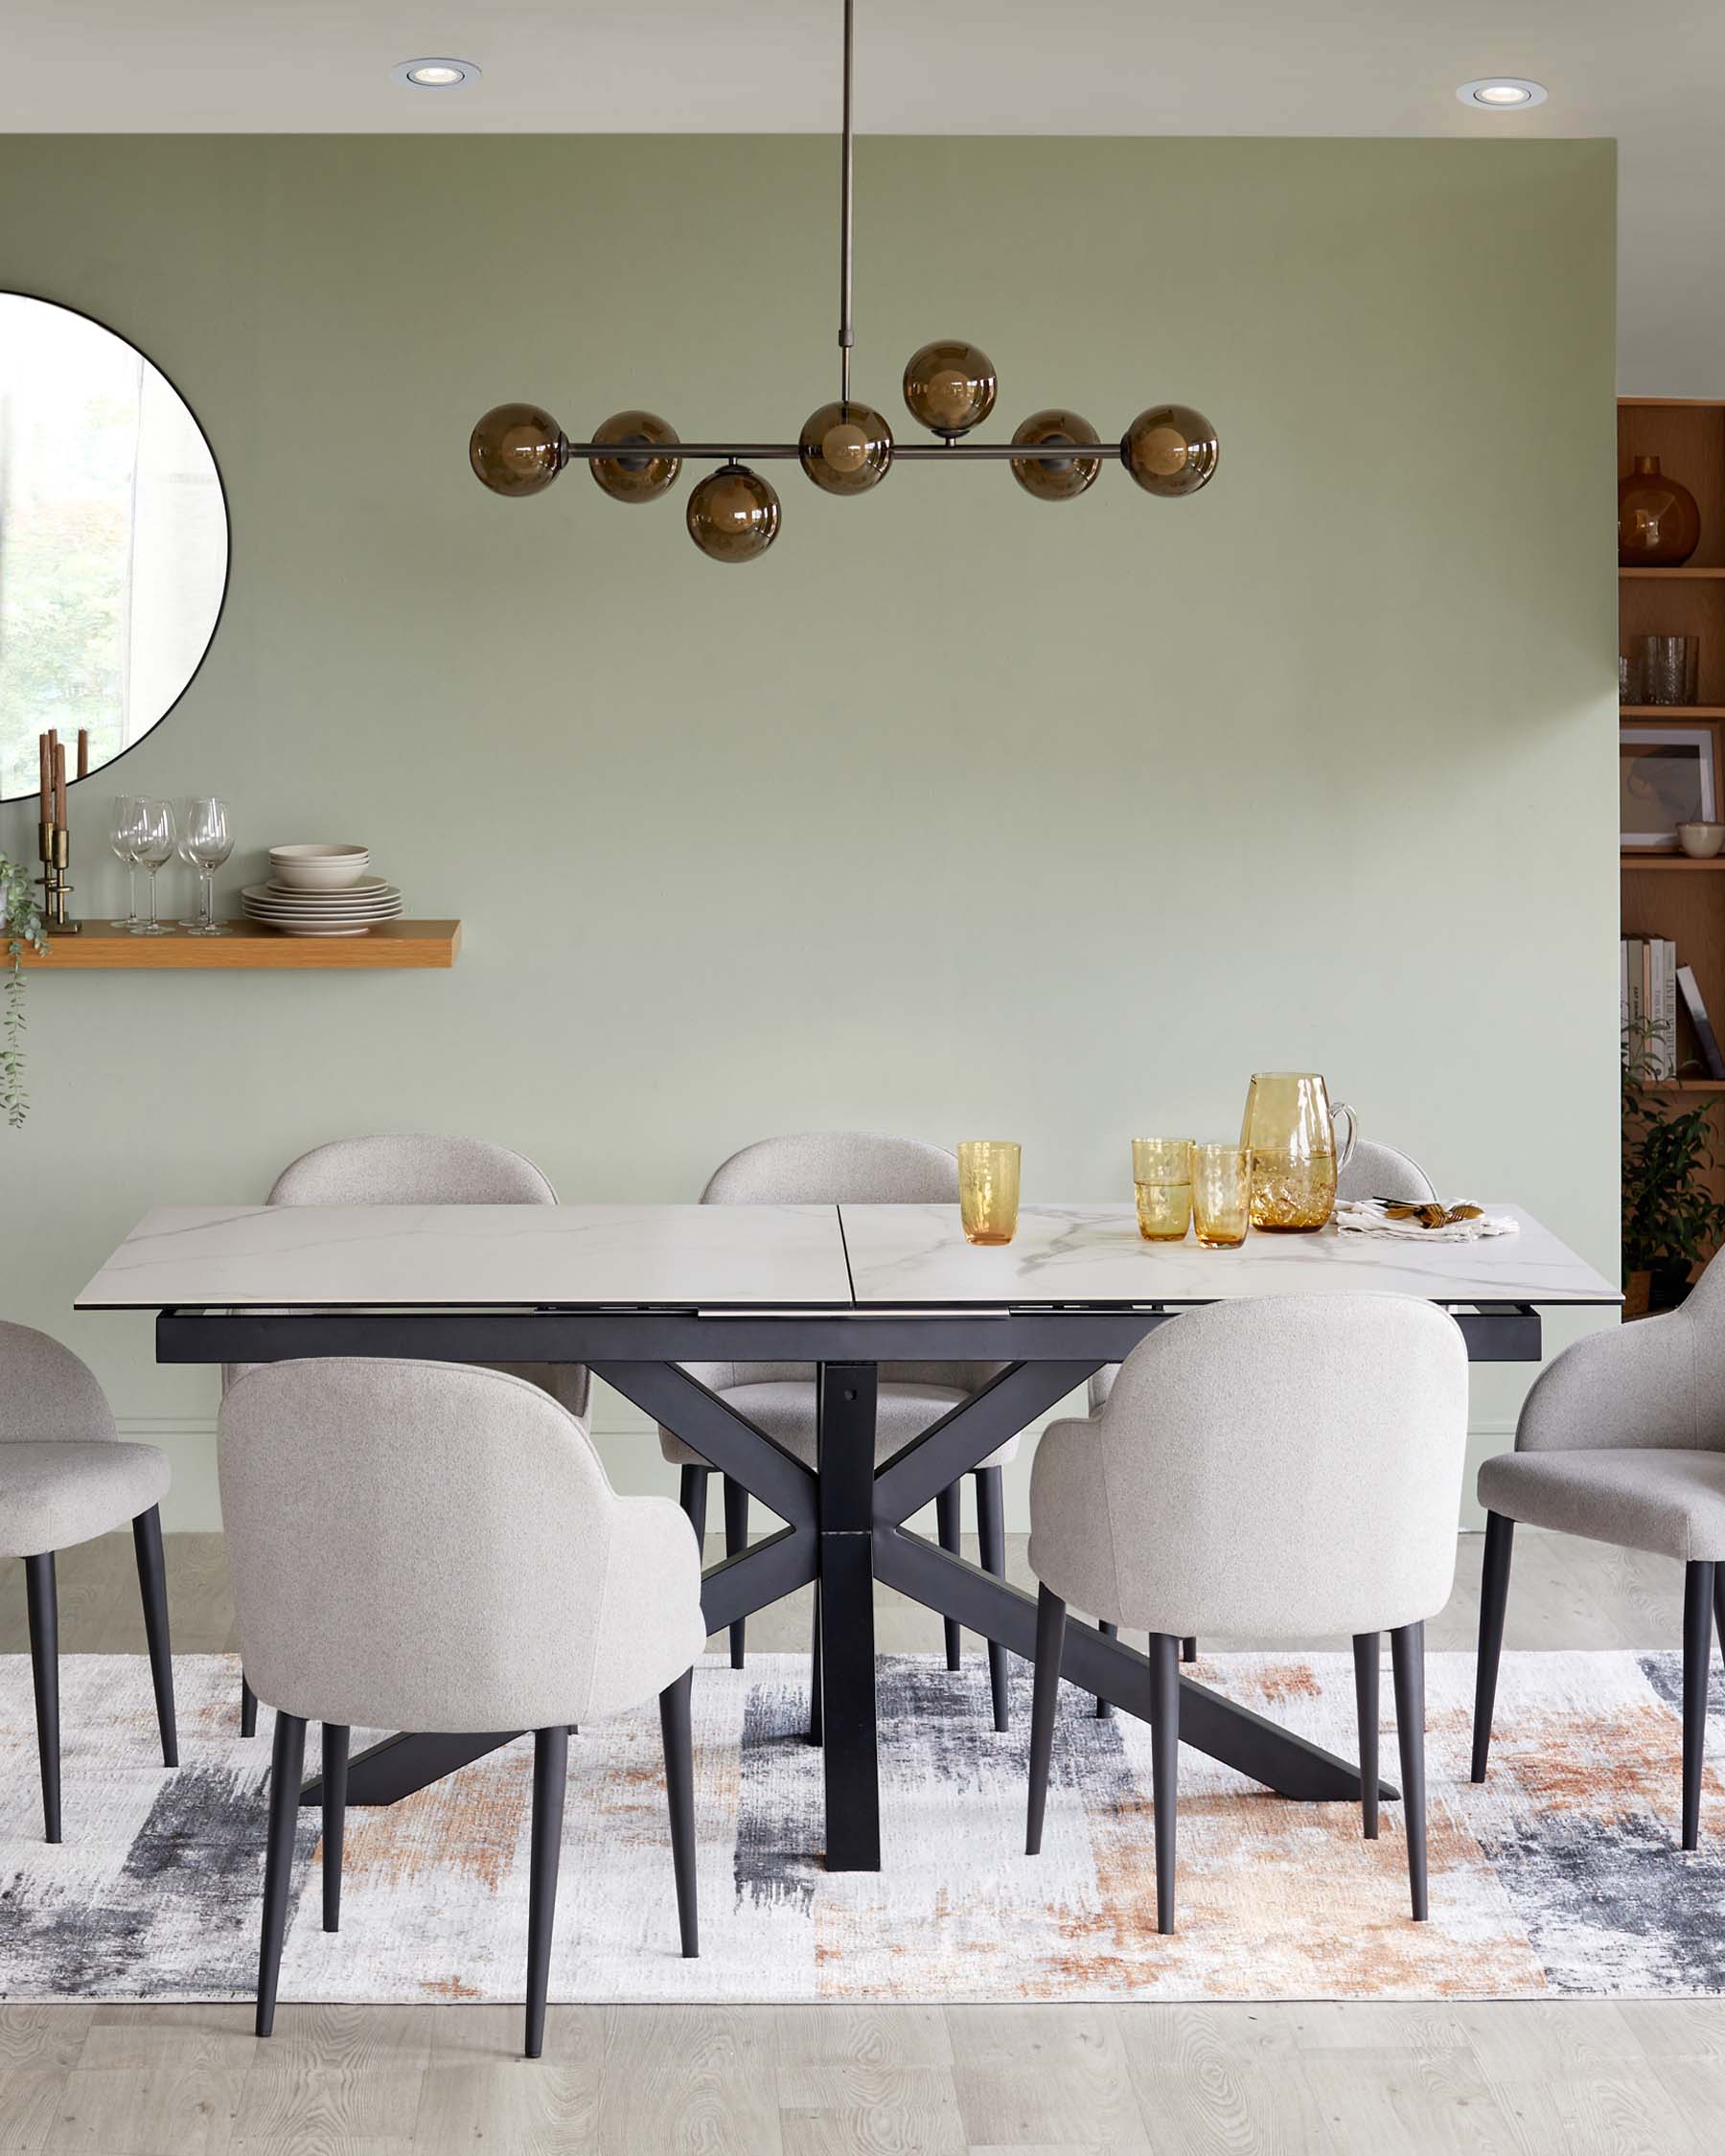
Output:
220,1357,704,2058
1,1321,176,1841
658,1131,1020,1732
1084,1132,1438,1703
1024,1294,1468,1933
227,1133,588,1738
1473,1250,1725,1850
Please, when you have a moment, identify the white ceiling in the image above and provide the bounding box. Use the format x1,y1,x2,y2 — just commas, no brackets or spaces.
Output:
5,1,1720,392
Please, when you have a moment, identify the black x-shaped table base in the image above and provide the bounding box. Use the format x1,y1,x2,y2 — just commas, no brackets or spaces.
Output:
296,1349,1401,1865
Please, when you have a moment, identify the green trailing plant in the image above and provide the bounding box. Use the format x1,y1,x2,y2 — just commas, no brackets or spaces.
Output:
1622,1016,1725,1290
0,851,48,1129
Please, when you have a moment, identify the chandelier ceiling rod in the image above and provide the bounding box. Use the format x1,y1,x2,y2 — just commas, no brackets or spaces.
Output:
467,0,1220,558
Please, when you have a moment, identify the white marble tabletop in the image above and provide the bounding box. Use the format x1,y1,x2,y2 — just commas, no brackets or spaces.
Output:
838,1204,1621,1308
75,1204,856,1311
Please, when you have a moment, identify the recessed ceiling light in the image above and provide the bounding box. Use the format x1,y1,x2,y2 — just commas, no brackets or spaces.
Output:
1456,78,1547,109
390,57,481,89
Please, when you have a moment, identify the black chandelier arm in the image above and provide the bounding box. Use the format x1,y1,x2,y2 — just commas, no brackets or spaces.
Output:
559,440,1130,464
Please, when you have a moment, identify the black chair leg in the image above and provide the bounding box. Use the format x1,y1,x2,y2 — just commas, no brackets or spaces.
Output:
525,1724,568,2059
1391,1621,1428,1920
658,1669,699,1958
807,1584,823,1747
723,1477,748,1668
1715,1566,1725,1663
1093,1622,1116,1719
1025,1584,1068,1855
131,1506,177,1769
257,1710,307,2037
1352,1632,1380,1840
25,1551,60,1844
975,1467,1010,1732
321,1725,350,1932
935,1483,963,1671
241,1674,259,1738
678,1463,709,1550
1149,1632,1180,1936
1683,1561,1715,1852
1181,1639,1198,1663
1471,1509,1514,1783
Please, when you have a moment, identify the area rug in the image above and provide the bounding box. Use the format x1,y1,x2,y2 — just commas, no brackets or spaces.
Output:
2,1650,1722,2002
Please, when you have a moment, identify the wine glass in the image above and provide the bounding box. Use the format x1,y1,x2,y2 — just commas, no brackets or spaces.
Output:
129,797,175,935
184,797,233,935
109,795,142,929
175,800,203,929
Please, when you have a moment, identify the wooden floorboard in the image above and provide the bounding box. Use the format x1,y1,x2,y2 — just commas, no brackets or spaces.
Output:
3,1530,1724,2151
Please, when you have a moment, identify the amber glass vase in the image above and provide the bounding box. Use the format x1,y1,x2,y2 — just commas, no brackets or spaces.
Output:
958,1141,1021,1246
1240,1075,1356,1232
1619,456,1701,567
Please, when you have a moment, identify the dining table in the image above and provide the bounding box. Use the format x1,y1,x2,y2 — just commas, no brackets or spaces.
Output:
76,1199,1620,1872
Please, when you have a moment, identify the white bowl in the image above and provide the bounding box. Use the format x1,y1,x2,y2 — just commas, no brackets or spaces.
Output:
1677,822,1725,860
267,843,370,889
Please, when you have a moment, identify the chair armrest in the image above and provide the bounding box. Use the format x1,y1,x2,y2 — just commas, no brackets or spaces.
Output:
1516,1310,1699,1454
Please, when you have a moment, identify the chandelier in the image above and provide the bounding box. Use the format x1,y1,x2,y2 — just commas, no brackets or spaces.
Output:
468,2,1219,562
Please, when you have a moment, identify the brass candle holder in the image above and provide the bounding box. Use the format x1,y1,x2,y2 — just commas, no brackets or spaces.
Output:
36,818,80,932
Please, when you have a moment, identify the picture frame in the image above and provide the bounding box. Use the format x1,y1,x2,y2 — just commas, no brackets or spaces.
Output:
1620,722,1724,851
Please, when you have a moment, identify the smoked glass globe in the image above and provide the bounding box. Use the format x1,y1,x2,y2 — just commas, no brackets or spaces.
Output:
469,402,568,497
798,401,893,494
1122,404,1219,497
589,410,682,503
1009,409,1103,501
686,463,781,562
902,339,997,436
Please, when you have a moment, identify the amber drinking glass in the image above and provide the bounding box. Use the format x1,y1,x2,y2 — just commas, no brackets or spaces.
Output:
1192,1144,1252,1248
1132,1138,1192,1242
958,1140,1021,1246
1240,1074,1356,1232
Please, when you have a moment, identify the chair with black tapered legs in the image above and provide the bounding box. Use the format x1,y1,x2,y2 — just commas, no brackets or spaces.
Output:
221,1133,591,1735
1024,1294,1467,1932
221,1358,704,2057
1,1321,178,1843
1473,1249,1725,1850
657,1132,1023,1732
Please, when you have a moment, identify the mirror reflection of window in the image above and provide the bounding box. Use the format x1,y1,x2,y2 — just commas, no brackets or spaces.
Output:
0,294,226,801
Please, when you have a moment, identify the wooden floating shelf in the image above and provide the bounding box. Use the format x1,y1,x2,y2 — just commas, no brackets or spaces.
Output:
1622,855,1725,872
17,921,461,970
1643,1077,1725,1094
1621,705,1725,719
1620,566,1725,580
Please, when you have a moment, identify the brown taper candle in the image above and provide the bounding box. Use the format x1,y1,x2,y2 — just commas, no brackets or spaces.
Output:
77,727,88,780
53,740,67,827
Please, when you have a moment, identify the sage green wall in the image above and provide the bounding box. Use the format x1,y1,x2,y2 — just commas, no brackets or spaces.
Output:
0,136,1618,1532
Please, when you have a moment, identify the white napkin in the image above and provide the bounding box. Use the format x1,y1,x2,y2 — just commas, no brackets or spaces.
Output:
1334,1200,1519,1243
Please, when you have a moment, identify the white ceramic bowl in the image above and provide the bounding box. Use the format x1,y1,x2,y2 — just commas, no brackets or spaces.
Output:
267,843,370,889
1676,822,1725,860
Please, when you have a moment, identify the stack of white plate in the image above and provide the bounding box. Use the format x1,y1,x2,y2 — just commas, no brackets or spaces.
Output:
245,845,403,936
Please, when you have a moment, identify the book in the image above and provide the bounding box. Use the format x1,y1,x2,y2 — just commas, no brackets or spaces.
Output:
1678,963,1725,1080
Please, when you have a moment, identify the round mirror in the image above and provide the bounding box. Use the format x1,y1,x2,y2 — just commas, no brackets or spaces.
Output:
0,294,228,803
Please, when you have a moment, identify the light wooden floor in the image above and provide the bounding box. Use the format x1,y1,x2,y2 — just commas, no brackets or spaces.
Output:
3,1527,1723,2154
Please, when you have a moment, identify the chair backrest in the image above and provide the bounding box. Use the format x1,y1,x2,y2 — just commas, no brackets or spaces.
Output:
1039,1295,1468,1638
0,1321,115,1445
702,1131,957,1206
220,1358,630,1731
1336,1139,1436,1204
268,1133,557,1206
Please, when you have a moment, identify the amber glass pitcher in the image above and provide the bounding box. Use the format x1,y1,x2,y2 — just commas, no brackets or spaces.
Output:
1239,1074,1357,1232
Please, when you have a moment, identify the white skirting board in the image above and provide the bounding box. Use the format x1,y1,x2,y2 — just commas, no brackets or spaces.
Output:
122,1388,1519,1535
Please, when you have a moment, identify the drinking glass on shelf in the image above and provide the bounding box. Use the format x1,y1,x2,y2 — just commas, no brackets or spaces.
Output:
108,794,143,929
1132,1138,1192,1241
129,797,175,935
1192,1143,1252,1249
175,800,202,928
184,797,233,934
958,1140,1022,1246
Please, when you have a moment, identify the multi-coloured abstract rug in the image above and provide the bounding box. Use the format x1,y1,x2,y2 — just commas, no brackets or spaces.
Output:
2,1650,1722,2002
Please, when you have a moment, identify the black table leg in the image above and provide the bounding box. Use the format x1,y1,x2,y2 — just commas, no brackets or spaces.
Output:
817,1363,881,1871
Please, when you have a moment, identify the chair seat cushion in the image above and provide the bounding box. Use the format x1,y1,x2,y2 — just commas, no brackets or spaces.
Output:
658,1381,1021,1472
1478,1446,1725,1561
0,1440,171,1558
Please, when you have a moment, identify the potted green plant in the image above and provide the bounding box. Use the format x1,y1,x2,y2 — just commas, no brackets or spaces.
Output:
1622,1018,1725,1314
0,850,48,1129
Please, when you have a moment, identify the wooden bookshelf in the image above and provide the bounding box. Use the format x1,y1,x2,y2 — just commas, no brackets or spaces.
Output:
1621,397,1725,1263
16,920,461,970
